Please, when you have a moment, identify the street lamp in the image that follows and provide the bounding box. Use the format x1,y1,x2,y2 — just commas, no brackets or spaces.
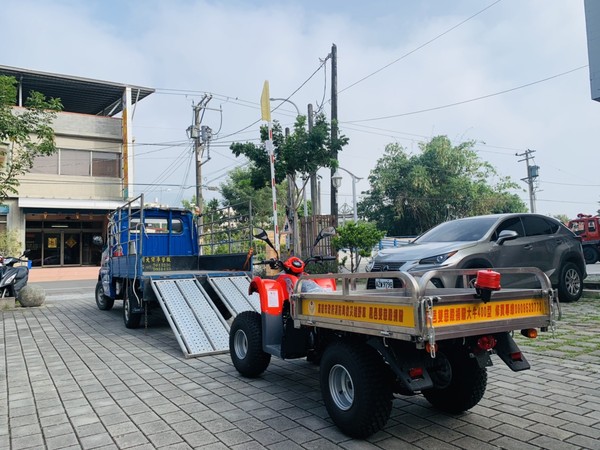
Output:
269,98,300,116
332,167,362,222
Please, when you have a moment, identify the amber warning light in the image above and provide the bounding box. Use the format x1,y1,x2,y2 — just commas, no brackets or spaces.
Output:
474,269,501,303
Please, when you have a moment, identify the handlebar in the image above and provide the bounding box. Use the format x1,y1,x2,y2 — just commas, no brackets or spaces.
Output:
253,258,282,269
253,255,336,268
306,255,337,263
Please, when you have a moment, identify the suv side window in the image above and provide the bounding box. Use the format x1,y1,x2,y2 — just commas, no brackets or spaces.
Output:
493,217,524,240
522,216,558,236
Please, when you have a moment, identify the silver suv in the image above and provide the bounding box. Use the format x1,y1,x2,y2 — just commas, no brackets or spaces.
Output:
366,213,587,302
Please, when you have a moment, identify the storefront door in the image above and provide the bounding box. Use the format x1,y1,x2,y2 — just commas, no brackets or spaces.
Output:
42,232,61,266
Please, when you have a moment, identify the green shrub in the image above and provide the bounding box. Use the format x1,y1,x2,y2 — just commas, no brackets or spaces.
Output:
0,230,21,256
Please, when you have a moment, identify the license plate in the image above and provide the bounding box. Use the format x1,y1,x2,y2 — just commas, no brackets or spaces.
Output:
375,278,394,289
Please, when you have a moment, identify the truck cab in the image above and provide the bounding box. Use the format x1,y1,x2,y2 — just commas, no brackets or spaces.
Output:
568,213,600,263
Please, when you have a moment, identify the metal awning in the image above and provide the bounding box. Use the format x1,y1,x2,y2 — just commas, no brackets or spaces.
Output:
0,65,154,116
18,198,126,211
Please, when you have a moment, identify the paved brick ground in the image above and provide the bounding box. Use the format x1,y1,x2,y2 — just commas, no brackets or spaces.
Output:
1,286,600,449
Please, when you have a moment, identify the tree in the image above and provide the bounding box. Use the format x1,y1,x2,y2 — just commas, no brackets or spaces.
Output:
219,166,287,227
0,75,62,201
553,214,570,225
332,221,385,273
360,136,526,236
230,113,348,254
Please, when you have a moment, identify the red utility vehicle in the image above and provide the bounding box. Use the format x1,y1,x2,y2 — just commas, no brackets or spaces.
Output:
568,213,600,264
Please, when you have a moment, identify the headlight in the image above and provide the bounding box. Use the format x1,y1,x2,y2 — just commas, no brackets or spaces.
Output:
418,251,457,265
365,260,374,272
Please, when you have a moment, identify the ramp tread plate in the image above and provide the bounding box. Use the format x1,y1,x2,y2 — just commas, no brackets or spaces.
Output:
229,276,261,311
152,278,229,356
176,279,229,350
209,276,259,314
153,280,213,354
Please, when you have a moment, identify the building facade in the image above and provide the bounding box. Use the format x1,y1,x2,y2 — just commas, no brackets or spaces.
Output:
0,65,153,267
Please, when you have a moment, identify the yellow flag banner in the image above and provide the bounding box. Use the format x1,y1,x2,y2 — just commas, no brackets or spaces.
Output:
260,80,271,122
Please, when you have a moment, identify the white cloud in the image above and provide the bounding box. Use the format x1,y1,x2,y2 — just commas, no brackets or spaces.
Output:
2,0,598,219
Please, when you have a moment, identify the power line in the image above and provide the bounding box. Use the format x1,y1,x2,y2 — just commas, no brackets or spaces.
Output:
339,0,503,95
345,65,588,123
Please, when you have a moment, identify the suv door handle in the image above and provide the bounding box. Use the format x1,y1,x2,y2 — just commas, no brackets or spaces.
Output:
523,244,533,250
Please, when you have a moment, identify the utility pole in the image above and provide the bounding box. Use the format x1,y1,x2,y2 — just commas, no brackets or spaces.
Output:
187,95,213,251
516,149,539,213
330,43,339,225
308,103,320,215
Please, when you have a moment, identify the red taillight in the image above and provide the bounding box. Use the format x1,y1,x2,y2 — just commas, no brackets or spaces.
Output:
510,352,523,361
477,335,497,351
408,367,424,379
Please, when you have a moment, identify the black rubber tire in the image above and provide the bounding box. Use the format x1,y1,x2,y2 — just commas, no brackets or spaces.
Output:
557,262,583,303
229,311,271,378
95,281,114,311
422,348,487,413
123,282,142,329
319,341,393,439
583,246,599,265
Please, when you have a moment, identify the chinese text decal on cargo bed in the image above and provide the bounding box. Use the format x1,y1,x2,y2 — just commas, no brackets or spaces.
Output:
142,256,172,271
432,299,548,325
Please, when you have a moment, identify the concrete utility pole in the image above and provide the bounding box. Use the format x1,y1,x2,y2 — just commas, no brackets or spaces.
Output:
308,103,320,215
516,149,539,213
330,43,339,225
187,95,213,252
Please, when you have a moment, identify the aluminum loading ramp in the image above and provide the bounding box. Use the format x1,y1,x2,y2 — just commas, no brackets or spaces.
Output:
151,278,230,358
207,274,260,314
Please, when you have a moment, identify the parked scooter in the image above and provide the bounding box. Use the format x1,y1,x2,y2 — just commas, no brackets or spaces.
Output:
0,251,31,299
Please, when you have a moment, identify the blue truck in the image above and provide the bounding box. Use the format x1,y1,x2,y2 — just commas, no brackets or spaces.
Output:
94,195,259,357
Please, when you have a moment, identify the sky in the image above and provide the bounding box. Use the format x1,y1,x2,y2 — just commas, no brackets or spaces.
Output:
2,0,599,222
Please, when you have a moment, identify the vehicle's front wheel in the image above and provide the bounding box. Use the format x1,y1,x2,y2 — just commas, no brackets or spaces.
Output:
320,341,393,439
229,311,271,377
123,283,142,329
95,281,114,311
422,348,487,413
557,262,583,303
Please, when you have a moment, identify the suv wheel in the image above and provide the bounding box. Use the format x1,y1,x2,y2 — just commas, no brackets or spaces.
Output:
557,262,583,303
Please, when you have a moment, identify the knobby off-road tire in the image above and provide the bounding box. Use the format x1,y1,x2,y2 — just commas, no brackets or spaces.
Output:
422,349,487,413
557,262,583,303
123,282,142,329
229,311,271,378
319,341,393,439
95,281,114,311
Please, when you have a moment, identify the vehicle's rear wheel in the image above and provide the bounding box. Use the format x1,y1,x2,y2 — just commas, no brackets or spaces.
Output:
95,281,114,311
583,246,599,264
123,282,142,329
320,341,393,439
557,262,583,303
229,311,271,377
422,348,487,413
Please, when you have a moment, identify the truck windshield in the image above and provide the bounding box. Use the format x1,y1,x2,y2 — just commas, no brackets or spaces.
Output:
130,218,183,234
